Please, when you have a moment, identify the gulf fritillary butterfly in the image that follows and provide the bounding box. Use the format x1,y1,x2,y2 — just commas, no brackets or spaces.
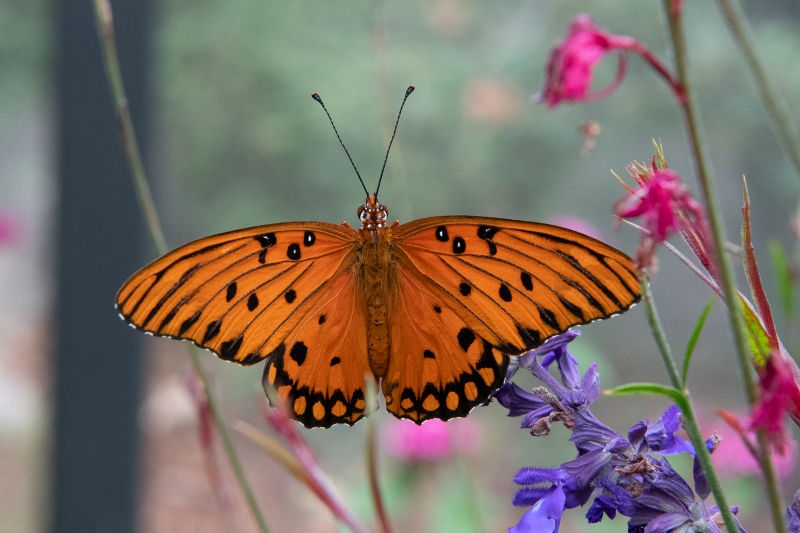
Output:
116,87,640,428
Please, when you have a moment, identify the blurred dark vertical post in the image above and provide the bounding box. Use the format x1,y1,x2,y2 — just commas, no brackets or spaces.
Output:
52,0,151,531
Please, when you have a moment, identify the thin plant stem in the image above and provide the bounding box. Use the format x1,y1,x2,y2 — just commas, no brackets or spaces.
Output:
91,0,166,255
640,274,739,533
715,0,800,179
661,4,787,532
661,0,758,405
366,380,392,533
640,275,682,389
680,396,739,530
91,2,269,532
756,429,787,533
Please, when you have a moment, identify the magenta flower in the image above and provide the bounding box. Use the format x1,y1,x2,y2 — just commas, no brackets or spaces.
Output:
0,211,21,246
751,354,800,453
538,14,685,109
615,166,711,271
538,14,632,108
383,417,480,462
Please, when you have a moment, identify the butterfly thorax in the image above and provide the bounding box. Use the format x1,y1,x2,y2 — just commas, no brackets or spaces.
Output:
355,194,396,378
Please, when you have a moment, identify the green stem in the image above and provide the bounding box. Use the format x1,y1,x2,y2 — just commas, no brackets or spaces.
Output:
366,386,392,533
91,2,269,532
662,5,787,532
680,395,740,533
640,275,739,533
661,0,758,405
641,275,682,389
756,430,788,533
91,0,166,256
715,0,800,179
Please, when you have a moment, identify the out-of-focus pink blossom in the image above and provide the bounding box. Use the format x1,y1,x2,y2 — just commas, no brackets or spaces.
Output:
547,216,603,242
538,14,633,108
751,355,800,453
0,212,21,246
714,409,797,478
383,417,480,462
615,166,711,270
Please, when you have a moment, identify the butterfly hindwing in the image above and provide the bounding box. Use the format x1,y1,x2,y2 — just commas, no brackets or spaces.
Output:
263,271,376,428
382,266,509,423
116,222,356,365
394,216,641,355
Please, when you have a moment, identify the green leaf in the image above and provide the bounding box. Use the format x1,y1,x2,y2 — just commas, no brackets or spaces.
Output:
605,382,686,408
682,298,714,386
769,239,794,317
740,297,770,368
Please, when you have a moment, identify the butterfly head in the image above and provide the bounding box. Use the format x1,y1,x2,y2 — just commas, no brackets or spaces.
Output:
358,193,388,230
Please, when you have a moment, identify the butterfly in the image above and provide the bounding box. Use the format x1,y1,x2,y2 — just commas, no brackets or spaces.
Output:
116,87,641,428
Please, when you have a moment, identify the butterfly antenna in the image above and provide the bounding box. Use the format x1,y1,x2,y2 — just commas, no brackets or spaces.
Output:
312,92,369,196
375,85,415,198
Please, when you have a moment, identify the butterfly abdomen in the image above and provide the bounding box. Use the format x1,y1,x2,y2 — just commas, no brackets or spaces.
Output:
355,227,400,378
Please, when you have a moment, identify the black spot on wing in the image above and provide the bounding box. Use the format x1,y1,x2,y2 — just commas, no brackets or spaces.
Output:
436,226,449,242
330,356,341,366
433,304,442,314
220,336,243,361
318,314,327,325
290,341,307,366
178,310,202,336
304,231,316,246
521,272,533,291
499,283,512,302
459,283,471,296
285,289,297,304
203,320,222,344
538,306,560,330
452,237,466,254
247,293,259,311
423,349,435,359
255,232,277,264
457,328,476,352
559,296,585,321
477,225,499,240
287,243,301,260
226,282,237,302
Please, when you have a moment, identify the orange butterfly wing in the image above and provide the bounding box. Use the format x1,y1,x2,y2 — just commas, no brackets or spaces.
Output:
394,216,641,354
116,222,357,365
382,216,640,422
382,266,509,423
262,270,375,427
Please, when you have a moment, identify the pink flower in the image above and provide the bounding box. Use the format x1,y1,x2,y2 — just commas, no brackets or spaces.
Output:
546,216,603,242
713,410,797,478
538,14,684,108
538,14,632,108
751,354,800,453
614,165,711,270
0,212,21,246
382,418,480,462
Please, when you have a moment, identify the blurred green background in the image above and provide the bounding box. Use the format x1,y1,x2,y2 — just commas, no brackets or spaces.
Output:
1,0,799,531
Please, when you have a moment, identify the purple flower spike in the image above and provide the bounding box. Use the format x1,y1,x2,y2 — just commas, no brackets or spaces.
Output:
587,496,617,523
786,490,800,533
645,405,694,456
509,483,566,533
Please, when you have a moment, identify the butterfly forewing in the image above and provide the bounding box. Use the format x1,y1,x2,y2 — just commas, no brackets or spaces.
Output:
116,222,356,364
395,216,641,355
383,267,509,423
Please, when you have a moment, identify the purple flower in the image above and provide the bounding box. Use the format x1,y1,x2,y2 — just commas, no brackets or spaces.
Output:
501,334,745,533
510,483,566,533
787,490,800,533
